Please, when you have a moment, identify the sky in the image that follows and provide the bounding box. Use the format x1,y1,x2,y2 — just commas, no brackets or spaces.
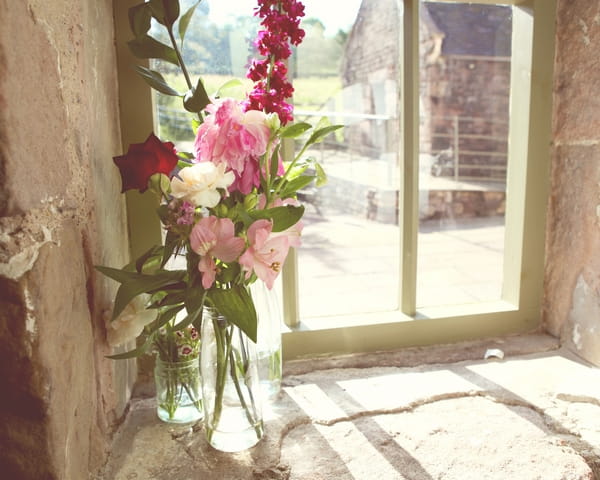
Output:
205,0,362,35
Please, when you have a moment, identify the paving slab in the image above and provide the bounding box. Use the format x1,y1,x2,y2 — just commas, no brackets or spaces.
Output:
96,335,600,480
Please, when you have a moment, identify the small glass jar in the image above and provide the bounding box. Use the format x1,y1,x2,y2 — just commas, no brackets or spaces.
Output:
154,357,203,424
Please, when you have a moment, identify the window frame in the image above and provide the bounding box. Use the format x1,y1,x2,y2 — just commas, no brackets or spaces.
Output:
113,0,556,360
281,0,556,359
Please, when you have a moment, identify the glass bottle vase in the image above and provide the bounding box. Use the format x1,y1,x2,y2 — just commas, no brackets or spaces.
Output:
250,280,283,401
201,307,264,452
154,357,203,424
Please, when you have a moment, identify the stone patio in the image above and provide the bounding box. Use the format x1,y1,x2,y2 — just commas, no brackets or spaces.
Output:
96,334,600,479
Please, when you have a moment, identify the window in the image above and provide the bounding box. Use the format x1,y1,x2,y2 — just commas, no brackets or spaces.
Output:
115,0,556,359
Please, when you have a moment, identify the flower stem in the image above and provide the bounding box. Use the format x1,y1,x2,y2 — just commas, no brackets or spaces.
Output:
166,24,204,123
207,317,230,443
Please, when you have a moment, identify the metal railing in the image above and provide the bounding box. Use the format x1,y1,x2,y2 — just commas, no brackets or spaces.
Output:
157,106,508,186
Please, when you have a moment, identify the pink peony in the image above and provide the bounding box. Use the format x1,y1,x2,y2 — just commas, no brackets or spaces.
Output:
193,98,270,193
189,216,245,289
239,219,291,289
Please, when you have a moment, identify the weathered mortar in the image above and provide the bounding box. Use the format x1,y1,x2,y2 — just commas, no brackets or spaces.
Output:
543,0,600,365
0,0,134,478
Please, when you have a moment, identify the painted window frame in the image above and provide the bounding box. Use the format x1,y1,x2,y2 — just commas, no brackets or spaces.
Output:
113,0,556,360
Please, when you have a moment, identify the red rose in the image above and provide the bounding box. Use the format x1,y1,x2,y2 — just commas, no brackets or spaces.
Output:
113,133,178,193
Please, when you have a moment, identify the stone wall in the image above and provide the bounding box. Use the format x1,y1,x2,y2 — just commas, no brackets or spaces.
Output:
543,0,600,365
0,0,133,478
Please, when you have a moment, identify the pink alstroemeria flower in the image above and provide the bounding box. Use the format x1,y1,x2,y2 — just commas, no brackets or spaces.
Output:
189,216,245,289
239,219,290,289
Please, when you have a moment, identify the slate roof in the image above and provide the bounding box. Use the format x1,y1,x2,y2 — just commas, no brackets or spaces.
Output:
423,2,512,57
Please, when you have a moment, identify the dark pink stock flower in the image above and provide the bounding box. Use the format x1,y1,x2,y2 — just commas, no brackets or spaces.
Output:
245,0,305,124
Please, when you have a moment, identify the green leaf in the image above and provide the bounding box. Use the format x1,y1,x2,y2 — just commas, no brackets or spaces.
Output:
217,262,241,284
307,124,344,146
149,0,180,27
127,35,179,65
107,337,153,360
96,267,186,319
208,287,257,342
183,77,211,113
279,175,315,199
215,78,244,98
248,205,305,232
184,285,205,314
173,287,205,332
146,304,184,334
280,122,312,139
178,152,195,161
179,0,200,43
135,244,164,273
315,162,328,187
128,2,153,38
161,230,179,267
153,290,186,307
134,65,182,96
269,144,280,179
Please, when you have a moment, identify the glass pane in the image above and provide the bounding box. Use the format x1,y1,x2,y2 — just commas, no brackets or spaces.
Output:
154,0,258,149
417,1,512,307
292,0,402,319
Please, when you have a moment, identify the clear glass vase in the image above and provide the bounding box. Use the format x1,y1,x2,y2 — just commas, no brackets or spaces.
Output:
250,280,283,401
201,307,264,452
154,357,203,424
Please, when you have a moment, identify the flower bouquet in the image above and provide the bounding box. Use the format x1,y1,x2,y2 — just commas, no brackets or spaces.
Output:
98,0,341,450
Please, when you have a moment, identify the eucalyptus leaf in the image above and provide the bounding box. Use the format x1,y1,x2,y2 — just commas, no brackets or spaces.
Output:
179,0,200,43
208,287,257,342
280,122,312,139
134,65,182,96
128,35,179,65
183,77,211,113
128,2,152,38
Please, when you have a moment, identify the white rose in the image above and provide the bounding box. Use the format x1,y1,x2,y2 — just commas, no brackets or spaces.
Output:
105,296,156,347
170,162,234,208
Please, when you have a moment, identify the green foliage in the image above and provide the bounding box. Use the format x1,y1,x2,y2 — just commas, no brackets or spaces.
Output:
96,265,186,320
207,286,258,343
134,65,182,96
179,1,201,43
128,35,179,65
183,76,210,113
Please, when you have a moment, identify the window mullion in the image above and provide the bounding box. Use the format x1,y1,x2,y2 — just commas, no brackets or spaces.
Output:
399,0,420,316
114,0,162,259
504,0,555,310
282,135,300,328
